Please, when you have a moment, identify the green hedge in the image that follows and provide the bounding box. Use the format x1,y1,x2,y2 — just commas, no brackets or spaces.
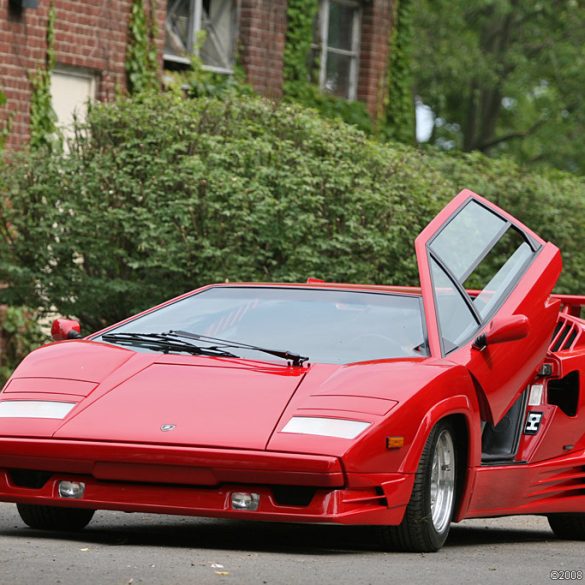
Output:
0,94,583,331
0,306,47,385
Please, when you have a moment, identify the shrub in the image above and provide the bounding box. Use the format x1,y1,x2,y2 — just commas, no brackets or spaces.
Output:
0,94,583,332
0,306,47,385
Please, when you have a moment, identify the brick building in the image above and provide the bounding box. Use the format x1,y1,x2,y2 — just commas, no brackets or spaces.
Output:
0,0,394,149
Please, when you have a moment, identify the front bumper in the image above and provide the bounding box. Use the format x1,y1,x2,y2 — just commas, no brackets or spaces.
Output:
0,438,413,525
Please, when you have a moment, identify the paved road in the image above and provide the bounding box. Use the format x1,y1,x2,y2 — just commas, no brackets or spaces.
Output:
0,503,582,585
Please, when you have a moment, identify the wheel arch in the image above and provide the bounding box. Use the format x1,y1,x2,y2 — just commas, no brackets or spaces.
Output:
399,395,480,474
398,396,481,522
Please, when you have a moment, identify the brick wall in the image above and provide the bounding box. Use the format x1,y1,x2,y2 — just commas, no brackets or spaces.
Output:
0,0,394,148
239,0,287,99
358,0,394,120
0,0,136,149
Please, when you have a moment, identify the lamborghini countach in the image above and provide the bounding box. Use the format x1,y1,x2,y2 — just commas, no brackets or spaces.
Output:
0,189,583,552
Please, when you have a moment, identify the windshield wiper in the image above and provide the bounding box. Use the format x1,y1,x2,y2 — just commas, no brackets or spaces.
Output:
101,332,239,358
170,330,310,367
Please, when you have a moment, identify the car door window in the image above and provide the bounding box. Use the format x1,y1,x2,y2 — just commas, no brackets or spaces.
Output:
430,257,479,351
430,201,507,281
428,199,538,353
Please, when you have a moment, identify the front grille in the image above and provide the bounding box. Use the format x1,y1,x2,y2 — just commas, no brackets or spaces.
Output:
271,486,316,507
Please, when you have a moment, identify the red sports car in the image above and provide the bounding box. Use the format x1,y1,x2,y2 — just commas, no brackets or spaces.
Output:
0,190,583,552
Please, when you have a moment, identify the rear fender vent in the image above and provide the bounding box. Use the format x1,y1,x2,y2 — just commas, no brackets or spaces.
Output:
549,316,584,352
530,466,585,499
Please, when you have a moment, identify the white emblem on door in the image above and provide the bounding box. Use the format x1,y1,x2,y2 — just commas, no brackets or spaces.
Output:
524,412,543,435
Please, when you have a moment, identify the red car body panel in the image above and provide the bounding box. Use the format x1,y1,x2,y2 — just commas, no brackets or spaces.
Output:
0,189,583,530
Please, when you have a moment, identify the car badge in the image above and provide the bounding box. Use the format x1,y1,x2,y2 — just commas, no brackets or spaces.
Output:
524,412,543,435
160,424,176,432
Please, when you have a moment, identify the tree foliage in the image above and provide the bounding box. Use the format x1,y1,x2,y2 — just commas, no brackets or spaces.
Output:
412,0,585,174
0,94,583,332
0,306,46,385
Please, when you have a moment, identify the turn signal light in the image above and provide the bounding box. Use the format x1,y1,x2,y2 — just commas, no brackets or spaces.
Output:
386,436,404,449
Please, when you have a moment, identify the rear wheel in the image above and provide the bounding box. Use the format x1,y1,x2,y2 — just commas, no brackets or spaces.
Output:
17,504,95,531
547,513,585,540
381,420,457,552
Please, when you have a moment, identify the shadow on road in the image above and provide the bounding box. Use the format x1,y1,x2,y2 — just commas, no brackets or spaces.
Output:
0,513,557,554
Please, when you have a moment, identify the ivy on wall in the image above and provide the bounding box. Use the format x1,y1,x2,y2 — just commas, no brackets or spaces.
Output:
282,0,319,93
283,0,372,133
383,0,415,143
0,90,11,150
29,2,59,151
125,0,160,95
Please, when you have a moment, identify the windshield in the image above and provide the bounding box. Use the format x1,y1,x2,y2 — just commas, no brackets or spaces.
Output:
97,287,427,364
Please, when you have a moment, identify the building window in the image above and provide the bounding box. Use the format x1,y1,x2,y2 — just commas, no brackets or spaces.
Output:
50,66,97,144
165,0,236,73
316,0,361,100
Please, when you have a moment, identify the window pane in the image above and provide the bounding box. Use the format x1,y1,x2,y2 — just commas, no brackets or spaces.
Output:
431,258,479,351
327,1,356,51
430,201,506,282
200,0,235,70
468,231,534,319
324,51,352,98
165,0,192,57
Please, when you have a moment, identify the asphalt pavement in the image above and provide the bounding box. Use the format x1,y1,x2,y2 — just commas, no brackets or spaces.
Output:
0,503,582,585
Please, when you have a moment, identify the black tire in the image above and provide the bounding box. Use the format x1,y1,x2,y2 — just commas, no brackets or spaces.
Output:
547,513,585,540
380,420,458,552
17,503,95,531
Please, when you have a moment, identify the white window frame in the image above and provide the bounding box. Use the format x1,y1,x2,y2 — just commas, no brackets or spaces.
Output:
318,0,361,100
164,0,236,74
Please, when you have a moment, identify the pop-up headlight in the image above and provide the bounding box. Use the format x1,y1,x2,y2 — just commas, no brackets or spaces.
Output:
0,401,75,419
281,416,370,439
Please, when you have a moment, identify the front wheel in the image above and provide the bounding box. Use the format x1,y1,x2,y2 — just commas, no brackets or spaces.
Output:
547,513,585,540
17,503,95,531
380,420,457,552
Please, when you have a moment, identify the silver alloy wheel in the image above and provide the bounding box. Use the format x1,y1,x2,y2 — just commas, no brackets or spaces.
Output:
430,428,456,534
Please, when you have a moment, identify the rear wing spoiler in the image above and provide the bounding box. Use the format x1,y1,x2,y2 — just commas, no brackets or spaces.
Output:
551,294,585,318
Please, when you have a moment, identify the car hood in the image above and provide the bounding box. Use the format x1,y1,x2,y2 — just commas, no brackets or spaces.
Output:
3,341,307,449
3,341,437,452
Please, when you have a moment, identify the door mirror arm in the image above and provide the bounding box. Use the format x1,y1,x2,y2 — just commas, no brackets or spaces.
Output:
472,333,488,351
472,315,529,351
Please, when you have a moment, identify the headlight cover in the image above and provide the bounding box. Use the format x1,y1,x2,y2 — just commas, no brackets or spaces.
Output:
0,401,76,419
281,416,371,439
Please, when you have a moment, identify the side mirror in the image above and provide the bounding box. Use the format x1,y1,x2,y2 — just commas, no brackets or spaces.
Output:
472,314,529,350
51,318,82,341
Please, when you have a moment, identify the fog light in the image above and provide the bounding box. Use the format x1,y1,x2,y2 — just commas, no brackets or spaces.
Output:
231,492,260,511
58,481,85,499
